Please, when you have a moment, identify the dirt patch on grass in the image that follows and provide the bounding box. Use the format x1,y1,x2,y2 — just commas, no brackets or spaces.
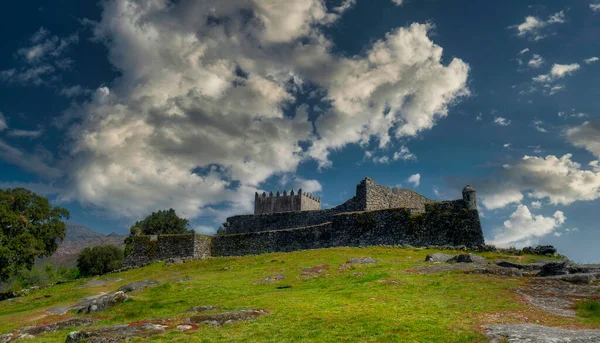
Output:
301,264,331,279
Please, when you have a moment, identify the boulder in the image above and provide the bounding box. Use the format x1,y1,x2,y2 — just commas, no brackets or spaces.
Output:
485,324,600,343
76,292,129,314
424,253,455,263
495,260,546,272
188,309,267,327
452,254,487,264
538,261,571,276
117,280,159,293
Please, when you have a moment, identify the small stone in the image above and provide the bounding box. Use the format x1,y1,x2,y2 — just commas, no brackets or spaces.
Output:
176,325,194,332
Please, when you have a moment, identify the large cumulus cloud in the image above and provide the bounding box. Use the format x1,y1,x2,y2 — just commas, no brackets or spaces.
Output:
56,0,469,225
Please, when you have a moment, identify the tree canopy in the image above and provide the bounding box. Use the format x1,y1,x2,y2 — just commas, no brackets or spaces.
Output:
0,188,69,281
77,245,124,276
129,208,192,235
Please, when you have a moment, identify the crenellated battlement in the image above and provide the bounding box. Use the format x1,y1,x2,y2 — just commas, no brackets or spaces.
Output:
254,188,321,214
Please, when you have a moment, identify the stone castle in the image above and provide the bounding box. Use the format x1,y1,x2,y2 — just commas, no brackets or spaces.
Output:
124,177,484,267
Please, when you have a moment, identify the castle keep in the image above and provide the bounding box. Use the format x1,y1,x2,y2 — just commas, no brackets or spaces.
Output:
124,177,484,267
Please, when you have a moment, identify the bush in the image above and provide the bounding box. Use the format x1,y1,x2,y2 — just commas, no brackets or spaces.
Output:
77,245,124,277
129,208,192,236
0,264,79,291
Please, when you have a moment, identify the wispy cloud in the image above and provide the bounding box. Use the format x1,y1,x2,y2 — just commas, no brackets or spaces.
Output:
494,117,511,126
407,173,420,187
584,57,599,64
511,10,566,40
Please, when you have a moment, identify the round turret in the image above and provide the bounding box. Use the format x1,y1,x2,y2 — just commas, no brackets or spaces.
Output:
462,185,477,210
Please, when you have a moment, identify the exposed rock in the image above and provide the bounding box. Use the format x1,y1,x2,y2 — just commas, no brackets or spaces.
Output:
466,266,523,278
301,264,330,279
176,325,194,332
346,257,377,264
253,273,284,284
117,280,159,293
337,264,352,273
545,272,600,284
75,292,129,314
65,323,167,342
187,306,220,313
222,266,233,270
485,324,600,343
494,260,547,272
47,305,75,315
516,278,600,316
538,261,572,276
424,253,455,263
522,245,557,256
452,254,487,264
1,318,99,342
188,309,268,326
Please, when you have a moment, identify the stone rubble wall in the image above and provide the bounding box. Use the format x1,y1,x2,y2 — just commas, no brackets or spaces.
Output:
212,204,484,257
361,177,433,211
254,192,321,214
124,234,211,268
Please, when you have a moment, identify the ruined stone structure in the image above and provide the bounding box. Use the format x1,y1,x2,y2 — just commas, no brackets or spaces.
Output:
254,189,321,215
124,177,485,267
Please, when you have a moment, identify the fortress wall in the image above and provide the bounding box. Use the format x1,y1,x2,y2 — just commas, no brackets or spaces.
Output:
226,195,365,234
300,194,321,211
124,233,212,268
361,178,433,211
213,205,484,257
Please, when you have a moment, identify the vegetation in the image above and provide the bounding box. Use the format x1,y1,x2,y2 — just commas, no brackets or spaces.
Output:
77,245,124,276
129,208,192,236
0,264,79,291
0,246,584,343
576,300,600,322
0,188,69,281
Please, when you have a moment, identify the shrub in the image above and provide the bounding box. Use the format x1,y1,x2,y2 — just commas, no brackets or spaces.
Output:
77,245,124,276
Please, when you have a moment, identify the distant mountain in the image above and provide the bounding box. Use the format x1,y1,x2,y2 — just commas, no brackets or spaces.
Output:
38,223,128,267
62,223,106,243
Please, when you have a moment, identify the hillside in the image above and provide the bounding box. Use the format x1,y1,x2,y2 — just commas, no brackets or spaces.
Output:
36,224,127,268
1,247,599,342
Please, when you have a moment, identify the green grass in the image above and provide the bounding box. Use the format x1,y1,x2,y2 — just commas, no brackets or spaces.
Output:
0,247,579,342
576,300,600,322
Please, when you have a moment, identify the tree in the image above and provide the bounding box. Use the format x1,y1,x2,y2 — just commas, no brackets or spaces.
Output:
77,245,124,276
129,208,192,235
0,188,69,281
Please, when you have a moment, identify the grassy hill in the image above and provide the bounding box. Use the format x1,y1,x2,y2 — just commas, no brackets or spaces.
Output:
0,246,598,342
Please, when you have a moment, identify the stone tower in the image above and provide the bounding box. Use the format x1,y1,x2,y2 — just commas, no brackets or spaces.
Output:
462,185,477,210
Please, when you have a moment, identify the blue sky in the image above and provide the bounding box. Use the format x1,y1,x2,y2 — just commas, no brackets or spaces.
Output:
1,0,600,262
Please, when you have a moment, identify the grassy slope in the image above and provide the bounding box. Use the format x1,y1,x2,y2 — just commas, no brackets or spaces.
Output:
0,247,597,343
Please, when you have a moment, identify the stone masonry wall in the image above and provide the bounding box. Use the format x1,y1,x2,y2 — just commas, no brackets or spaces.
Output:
361,177,433,211
254,191,321,214
212,205,484,257
124,233,212,268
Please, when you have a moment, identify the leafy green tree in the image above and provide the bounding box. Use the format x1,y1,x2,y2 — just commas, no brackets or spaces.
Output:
77,245,124,276
0,188,69,281
129,208,192,235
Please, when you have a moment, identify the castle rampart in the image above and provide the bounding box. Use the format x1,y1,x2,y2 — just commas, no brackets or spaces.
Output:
124,177,484,268
254,189,321,214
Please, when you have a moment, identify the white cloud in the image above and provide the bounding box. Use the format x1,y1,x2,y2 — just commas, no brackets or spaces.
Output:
503,143,511,148
60,85,91,98
584,57,599,64
533,120,547,132
519,48,530,54
531,200,542,208
0,112,6,131
475,113,482,121
0,139,62,179
391,0,404,5
511,11,566,40
527,54,544,68
591,3,600,12
533,63,580,83
47,0,469,223
0,28,77,86
42,0,469,224
480,154,600,210
373,156,390,164
494,117,511,126
488,205,565,248
565,121,600,157
407,173,420,187
393,145,416,161
6,129,44,138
